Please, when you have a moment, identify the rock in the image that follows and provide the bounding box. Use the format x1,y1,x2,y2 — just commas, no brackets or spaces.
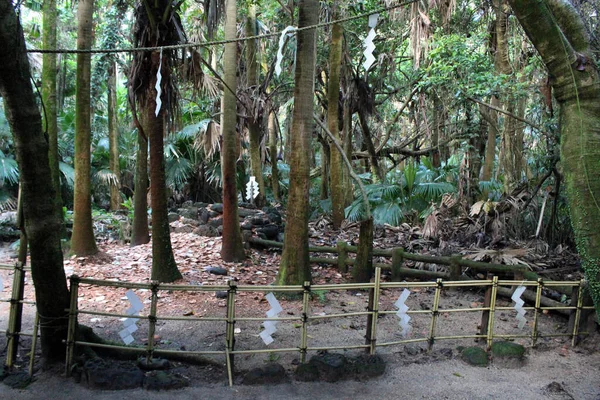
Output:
199,208,210,224
208,217,223,228
460,346,489,367
193,225,218,237
404,345,422,356
491,341,526,368
3,372,32,389
83,359,144,390
267,213,282,225
256,224,279,240
238,208,260,218
242,363,287,385
193,202,208,208
178,207,198,220
173,224,194,234
435,348,453,360
544,381,575,399
308,353,347,382
143,370,190,391
215,291,228,299
295,363,320,382
204,266,228,276
350,354,386,379
241,220,253,230
137,358,170,371
210,203,223,213
182,200,193,207
180,217,200,227
250,217,268,226
242,229,253,243
167,212,179,223
239,202,256,209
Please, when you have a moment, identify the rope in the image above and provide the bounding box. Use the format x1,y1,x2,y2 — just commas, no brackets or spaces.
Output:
26,0,417,55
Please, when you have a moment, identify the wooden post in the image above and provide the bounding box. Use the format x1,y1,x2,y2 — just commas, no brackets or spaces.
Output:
428,279,443,351
65,275,80,376
486,276,499,350
28,312,39,377
479,272,494,341
225,280,237,387
364,268,381,354
300,281,310,363
337,241,348,273
571,280,585,347
391,248,404,281
6,261,25,369
146,282,159,364
532,278,543,347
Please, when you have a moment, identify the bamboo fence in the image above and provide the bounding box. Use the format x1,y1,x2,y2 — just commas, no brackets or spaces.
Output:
0,262,38,375
65,269,594,387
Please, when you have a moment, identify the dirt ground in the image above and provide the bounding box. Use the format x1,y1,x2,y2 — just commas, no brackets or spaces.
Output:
0,236,598,399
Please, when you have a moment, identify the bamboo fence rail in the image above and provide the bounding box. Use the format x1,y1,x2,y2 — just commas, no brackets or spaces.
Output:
65,269,594,386
0,262,38,375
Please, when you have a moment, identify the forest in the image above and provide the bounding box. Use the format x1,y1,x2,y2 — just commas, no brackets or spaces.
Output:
0,0,599,371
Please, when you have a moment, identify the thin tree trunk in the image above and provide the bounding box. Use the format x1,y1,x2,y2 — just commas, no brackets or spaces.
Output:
0,1,70,361
343,92,354,206
328,14,344,229
71,0,98,256
42,0,63,231
108,62,121,211
245,3,266,207
131,130,150,246
268,109,281,202
221,0,245,262
277,0,318,285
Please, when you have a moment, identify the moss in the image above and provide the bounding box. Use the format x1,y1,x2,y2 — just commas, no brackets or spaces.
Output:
491,341,525,359
460,346,488,367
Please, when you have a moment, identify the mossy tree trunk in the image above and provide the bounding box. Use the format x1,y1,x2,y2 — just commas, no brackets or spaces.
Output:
42,0,64,231
131,130,150,246
268,109,281,202
277,0,318,285
220,0,245,262
71,0,98,256
108,62,121,211
0,0,70,362
328,13,344,229
509,0,600,313
245,3,266,208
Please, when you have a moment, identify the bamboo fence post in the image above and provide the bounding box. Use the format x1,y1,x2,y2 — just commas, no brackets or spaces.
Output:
28,312,39,377
364,268,381,355
391,248,404,281
6,261,25,369
486,276,499,350
65,275,80,376
337,241,348,273
428,279,443,351
532,278,543,347
146,282,159,364
225,280,237,387
571,279,585,347
300,281,311,363
479,273,494,341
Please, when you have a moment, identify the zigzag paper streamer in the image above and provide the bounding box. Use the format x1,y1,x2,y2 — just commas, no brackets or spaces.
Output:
259,293,283,345
154,48,163,117
395,289,412,337
511,286,527,329
119,290,144,344
363,13,379,71
246,176,260,200
275,26,296,77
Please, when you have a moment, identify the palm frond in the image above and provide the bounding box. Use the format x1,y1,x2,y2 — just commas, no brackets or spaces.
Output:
413,181,455,200
93,168,119,188
59,162,75,189
166,156,192,189
373,202,403,226
0,154,19,185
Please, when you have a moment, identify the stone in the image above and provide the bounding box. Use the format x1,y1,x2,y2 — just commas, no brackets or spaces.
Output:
180,217,200,227
208,217,223,228
83,359,144,390
241,220,253,230
3,372,32,389
204,266,228,276
308,353,347,382
137,358,171,371
173,225,194,234
238,208,260,218
193,202,208,208
167,212,179,223
491,341,526,368
239,202,256,209
199,208,210,224
242,363,287,385
143,370,189,391
350,354,386,379
250,217,268,226
256,224,279,240
178,207,198,220
267,213,282,225
460,346,489,367
215,291,228,299
193,225,218,237
210,203,223,213
295,363,320,382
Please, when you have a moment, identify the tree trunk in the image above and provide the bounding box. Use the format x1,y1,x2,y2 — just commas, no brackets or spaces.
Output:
131,130,150,246
221,0,245,262
108,62,121,211
508,0,600,313
268,109,281,202
343,91,354,206
277,0,318,285
245,4,266,208
42,0,64,231
328,15,344,229
0,0,70,362
71,0,98,256
145,52,181,282
353,217,374,282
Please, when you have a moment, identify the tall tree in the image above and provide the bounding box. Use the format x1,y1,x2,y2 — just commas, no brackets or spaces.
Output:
0,0,70,362
71,0,99,256
508,0,600,313
277,0,318,285
130,0,182,282
108,62,121,211
42,0,63,228
131,130,150,245
220,0,245,262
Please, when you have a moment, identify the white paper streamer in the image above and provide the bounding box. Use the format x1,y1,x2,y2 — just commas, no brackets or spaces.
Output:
363,13,379,72
246,176,260,200
154,48,163,117
395,289,412,337
511,286,527,329
119,290,144,344
260,293,283,345
275,26,296,77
